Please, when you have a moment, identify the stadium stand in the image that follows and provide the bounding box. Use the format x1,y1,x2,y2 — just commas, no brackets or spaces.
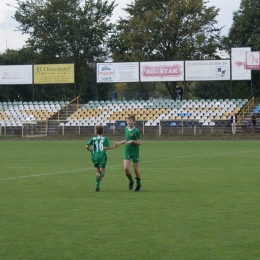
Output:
0,98,255,136
0,101,66,126
62,99,248,127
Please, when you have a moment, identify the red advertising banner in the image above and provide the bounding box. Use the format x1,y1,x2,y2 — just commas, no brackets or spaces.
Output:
246,52,260,70
140,61,184,82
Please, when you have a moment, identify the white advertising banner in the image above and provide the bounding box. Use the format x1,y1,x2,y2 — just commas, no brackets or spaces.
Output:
140,61,184,82
185,60,230,81
0,65,33,85
97,62,139,83
231,47,251,80
246,51,260,70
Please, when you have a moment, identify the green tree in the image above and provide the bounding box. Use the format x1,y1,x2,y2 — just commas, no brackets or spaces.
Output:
227,0,260,50
110,0,222,99
191,81,230,100
13,0,116,99
222,0,260,98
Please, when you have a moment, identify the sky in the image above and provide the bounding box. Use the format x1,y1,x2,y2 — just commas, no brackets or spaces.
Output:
0,0,241,53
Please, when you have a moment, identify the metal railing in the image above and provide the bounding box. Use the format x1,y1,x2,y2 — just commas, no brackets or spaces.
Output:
50,96,80,122
237,97,254,124
0,120,255,138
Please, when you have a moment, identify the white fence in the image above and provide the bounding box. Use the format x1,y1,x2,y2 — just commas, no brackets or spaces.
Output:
0,119,238,137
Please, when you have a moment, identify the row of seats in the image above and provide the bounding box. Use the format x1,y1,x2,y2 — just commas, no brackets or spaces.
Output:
0,101,68,106
58,119,231,128
0,102,66,111
70,107,239,118
145,120,218,127
86,98,247,104
253,104,260,114
82,99,247,110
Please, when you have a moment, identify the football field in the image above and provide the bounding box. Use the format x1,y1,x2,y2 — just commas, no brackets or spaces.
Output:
0,140,259,260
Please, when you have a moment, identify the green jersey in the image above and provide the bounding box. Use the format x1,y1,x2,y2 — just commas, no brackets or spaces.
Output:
125,126,140,156
87,136,109,161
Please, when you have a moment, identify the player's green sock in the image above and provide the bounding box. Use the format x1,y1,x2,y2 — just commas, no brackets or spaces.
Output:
136,178,141,186
101,172,105,177
95,175,100,188
126,174,134,183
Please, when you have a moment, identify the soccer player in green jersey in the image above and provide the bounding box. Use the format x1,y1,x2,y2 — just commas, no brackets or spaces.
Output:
86,125,116,192
116,114,141,191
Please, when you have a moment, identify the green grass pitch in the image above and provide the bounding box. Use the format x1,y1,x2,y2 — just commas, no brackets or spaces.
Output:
0,140,260,260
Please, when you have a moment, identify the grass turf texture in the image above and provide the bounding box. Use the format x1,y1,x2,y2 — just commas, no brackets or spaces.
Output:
0,140,259,260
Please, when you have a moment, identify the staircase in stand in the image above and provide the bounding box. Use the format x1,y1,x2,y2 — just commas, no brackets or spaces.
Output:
236,97,256,134
47,103,80,135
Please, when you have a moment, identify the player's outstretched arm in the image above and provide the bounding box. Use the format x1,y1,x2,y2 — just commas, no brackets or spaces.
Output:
111,142,118,149
125,139,141,146
115,140,126,146
86,145,92,152
134,139,141,146
104,143,117,150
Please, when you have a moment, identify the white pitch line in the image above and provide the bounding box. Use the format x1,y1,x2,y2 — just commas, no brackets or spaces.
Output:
137,149,258,165
0,168,92,181
140,167,250,170
8,167,30,169
0,150,259,181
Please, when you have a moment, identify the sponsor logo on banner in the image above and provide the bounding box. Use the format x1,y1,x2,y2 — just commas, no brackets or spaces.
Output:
231,47,251,80
217,67,228,78
2,71,22,79
98,64,114,81
235,61,245,68
246,52,260,70
142,65,182,78
97,63,139,83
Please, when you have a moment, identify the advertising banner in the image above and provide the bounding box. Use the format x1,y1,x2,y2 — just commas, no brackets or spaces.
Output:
246,52,260,70
140,61,184,82
34,64,74,84
97,62,139,83
185,60,230,81
0,65,32,85
231,47,251,80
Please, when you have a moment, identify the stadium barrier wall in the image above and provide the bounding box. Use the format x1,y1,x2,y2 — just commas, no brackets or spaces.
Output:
0,120,235,137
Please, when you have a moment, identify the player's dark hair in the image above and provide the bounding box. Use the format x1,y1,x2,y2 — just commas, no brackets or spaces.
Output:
96,125,104,135
127,114,135,121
